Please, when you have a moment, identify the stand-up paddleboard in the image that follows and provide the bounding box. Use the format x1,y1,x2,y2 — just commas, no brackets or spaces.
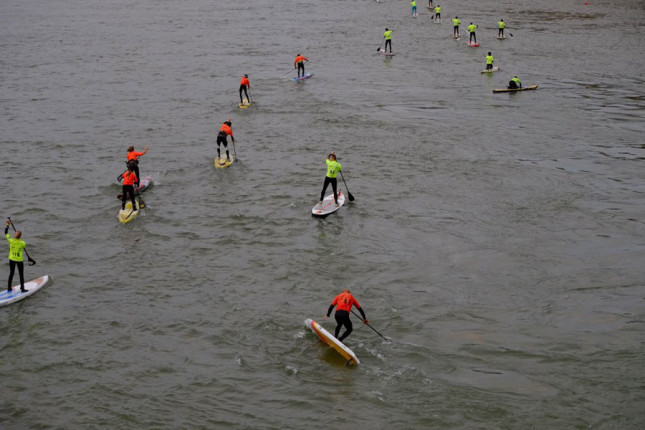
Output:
378,49,396,57
1,275,52,307
118,198,141,224
493,84,538,93
481,66,500,74
239,98,251,109
433,18,442,23
312,190,345,217
293,73,313,81
214,153,235,168
497,36,507,40
304,318,360,365
136,175,152,193
452,34,462,40
466,41,480,47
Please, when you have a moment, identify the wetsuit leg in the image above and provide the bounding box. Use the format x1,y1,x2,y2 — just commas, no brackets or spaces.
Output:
330,178,338,204
8,260,15,291
385,39,391,53
216,133,227,158
320,177,332,201
335,310,353,341
297,63,305,77
133,164,140,188
17,261,25,290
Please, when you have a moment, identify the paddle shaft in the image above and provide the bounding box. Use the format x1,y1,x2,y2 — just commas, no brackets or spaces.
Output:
351,309,389,341
339,171,354,201
377,37,385,51
7,218,36,265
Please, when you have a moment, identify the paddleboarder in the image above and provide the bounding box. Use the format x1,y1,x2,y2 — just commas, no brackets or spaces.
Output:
508,76,522,89
452,16,461,37
323,289,369,342
294,54,309,78
217,118,235,161
468,22,478,43
485,52,494,70
410,0,417,17
383,28,393,53
5,220,28,293
433,5,441,22
120,164,138,211
126,146,148,188
319,151,342,207
498,19,506,38
239,74,250,105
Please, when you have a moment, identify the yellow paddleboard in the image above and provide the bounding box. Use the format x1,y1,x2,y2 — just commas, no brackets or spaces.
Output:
304,318,360,365
239,98,251,109
118,198,141,224
214,154,235,168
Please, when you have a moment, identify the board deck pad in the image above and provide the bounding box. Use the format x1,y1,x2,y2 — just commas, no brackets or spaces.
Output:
481,66,500,73
1,275,52,307
378,49,396,56
239,98,251,109
305,318,359,365
215,153,235,168
466,41,480,47
312,190,345,216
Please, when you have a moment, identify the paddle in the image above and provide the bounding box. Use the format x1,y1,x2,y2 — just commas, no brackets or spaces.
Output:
7,218,36,266
377,37,385,52
247,88,252,103
351,309,389,341
282,68,296,78
339,171,355,202
232,140,238,161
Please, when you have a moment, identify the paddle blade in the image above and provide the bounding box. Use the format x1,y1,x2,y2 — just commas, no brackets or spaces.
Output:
347,191,355,202
27,258,36,266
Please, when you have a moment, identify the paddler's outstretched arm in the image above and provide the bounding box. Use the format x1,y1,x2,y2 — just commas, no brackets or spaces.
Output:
356,306,369,324
323,304,335,320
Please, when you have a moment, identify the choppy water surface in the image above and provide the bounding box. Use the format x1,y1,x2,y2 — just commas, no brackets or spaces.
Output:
1,0,644,428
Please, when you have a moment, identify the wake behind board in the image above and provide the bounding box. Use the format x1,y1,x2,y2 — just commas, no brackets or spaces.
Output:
239,98,251,109
293,73,313,81
214,153,235,169
304,318,359,365
466,41,480,47
493,84,539,93
481,66,500,74
118,198,141,224
312,190,345,217
1,275,52,307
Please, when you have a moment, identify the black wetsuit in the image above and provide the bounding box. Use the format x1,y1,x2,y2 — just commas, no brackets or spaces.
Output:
5,226,26,292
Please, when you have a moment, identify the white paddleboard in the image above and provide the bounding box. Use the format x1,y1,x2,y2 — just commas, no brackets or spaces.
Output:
304,318,360,365
481,66,500,74
312,190,345,216
0,275,53,307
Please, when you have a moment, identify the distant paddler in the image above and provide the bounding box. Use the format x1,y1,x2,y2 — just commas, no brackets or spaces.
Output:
126,145,148,188
427,0,433,8
239,74,251,105
383,28,393,53
323,289,369,342
485,51,494,70
217,118,235,162
498,19,506,38
452,16,461,37
432,5,441,22
5,220,29,293
508,76,522,89
468,22,478,44
294,54,309,78
410,0,417,16
319,151,342,208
